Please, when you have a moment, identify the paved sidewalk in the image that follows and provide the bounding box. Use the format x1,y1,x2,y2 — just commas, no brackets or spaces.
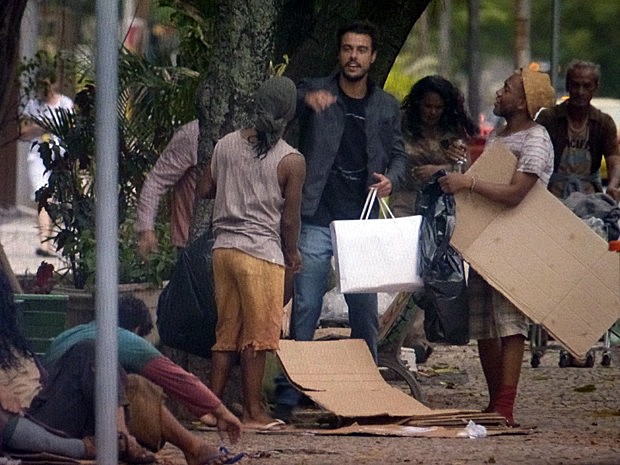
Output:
0,206,67,280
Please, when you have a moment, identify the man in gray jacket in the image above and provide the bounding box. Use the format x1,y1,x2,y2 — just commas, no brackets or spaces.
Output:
275,20,408,421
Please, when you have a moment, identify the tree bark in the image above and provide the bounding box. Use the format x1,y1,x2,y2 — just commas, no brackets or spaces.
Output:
0,0,28,140
191,0,281,238
514,0,531,69
438,0,453,78
467,0,481,123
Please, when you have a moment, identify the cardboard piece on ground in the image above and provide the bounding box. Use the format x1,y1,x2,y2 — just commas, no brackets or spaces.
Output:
277,339,435,418
452,142,620,357
308,422,531,437
276,339,491,421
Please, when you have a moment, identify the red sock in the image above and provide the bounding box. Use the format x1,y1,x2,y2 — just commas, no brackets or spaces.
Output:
494,385,518,426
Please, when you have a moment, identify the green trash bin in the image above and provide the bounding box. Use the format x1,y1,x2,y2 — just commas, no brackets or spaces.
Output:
14,294,69,355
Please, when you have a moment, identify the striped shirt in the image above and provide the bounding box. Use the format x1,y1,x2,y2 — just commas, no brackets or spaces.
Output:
487,123,554,185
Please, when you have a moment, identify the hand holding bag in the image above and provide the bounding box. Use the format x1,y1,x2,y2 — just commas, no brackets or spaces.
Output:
330,188,423,293
415,171,470,345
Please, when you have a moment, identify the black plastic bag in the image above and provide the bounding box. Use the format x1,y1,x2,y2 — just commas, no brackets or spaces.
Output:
414,170,469,345
157,231,217,358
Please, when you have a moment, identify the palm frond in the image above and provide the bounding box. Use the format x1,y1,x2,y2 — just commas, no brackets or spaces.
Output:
30,107,75,141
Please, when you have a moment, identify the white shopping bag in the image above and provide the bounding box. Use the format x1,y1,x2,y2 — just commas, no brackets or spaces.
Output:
330,189,423,293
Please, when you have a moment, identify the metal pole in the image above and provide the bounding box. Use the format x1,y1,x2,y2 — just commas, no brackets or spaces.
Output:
514,0,531,69
438,0,453,79
467,0,481,123
551,0,561,91
95,0,119,463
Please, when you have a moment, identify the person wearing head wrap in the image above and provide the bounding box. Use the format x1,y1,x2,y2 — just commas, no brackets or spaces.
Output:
252,75,298,157
438,68,554,426
197,75,306,430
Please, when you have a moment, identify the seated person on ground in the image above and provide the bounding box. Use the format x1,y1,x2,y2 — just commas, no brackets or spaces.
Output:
0,275,243,465
45,295,242,465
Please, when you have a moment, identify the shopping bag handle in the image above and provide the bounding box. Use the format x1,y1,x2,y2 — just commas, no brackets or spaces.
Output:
360,188,395,220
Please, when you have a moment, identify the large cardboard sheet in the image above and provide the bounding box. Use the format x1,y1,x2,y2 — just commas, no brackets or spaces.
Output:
452,143,620,357
277,339,465,418
276,339,510,428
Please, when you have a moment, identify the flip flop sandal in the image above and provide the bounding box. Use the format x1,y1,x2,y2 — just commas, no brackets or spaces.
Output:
203,446,246,465
244,418,288,432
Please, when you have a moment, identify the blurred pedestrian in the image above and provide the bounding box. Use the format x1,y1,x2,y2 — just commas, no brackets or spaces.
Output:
19,66,73,257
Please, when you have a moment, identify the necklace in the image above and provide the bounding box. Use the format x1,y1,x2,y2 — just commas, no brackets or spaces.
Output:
567,112,588,134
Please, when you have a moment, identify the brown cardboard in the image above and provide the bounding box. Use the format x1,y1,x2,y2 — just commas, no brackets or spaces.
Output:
276,338,514,435
276,338,505,422
452,142,620,357
277,339,437,417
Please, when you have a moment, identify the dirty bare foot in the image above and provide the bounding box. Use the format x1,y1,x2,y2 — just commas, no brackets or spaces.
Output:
200,412,218,427
241,408,274,426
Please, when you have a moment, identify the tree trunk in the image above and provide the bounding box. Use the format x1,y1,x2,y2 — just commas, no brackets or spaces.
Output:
438,0,453,78
191,0,281,238
467,0,481,123
514,0,531,69
0,0,28,140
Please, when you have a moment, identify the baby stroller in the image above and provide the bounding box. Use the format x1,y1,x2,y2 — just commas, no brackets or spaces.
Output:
529,192,620,368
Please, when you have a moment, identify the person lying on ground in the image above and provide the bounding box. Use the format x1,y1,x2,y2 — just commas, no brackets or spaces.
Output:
0,279,244,465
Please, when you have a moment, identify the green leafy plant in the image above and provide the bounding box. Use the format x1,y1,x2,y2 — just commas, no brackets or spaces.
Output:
23,48,198,289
